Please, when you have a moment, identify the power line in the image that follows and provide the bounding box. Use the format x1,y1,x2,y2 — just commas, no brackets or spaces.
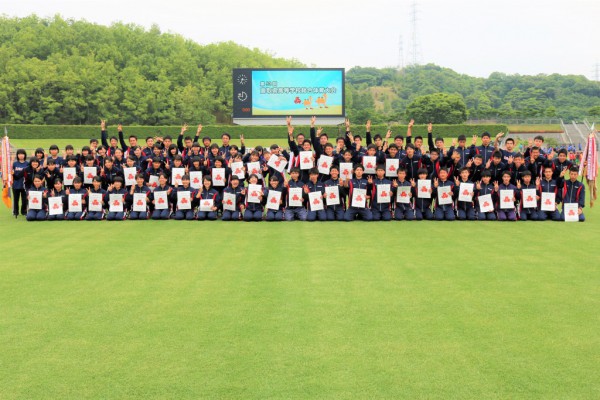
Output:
398,34,404,70
408,0,421,66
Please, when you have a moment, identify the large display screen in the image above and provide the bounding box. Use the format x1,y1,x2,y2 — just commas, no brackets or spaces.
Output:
233,68,345,119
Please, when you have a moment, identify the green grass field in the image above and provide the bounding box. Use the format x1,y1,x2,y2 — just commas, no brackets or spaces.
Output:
1,196,599,399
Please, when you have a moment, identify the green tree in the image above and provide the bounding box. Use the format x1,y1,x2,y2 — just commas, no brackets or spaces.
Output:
404,93,467,124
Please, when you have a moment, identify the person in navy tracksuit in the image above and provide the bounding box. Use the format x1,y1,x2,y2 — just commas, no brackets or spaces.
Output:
370,165,393,221
475,170,497,221
11,149,29,217
127,174,151,220
196,176,221,221
412,168,433,220
324,166,346,221
433,168,455,221
284,168,307,221
46,179,67,221
26,175,48,221
488,151,507,184
517,171,539,221
537,166,561,221
243,174,264,222
106,177,127,221
475,132,495,165
495,171,519,221
559,167,585,222
172,175,196,221
343,164,373,221
264,175,285,221
222,176,245,221
454,167,475,221
304,168,327,221
85,176,106,220
100,157,122,190
65,177,87,220
447,135,475,168
151,173,172,220
392,167,415,221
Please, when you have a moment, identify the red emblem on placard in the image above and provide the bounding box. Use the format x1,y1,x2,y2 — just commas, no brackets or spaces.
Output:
274,161,281,167
381,191,388,197
251,168,258,174
215,174,222,181
504,196,510,202
32,197,39,204
67,174,74,180
313,198,320,205
526,196,534,202
292,194,300,201
303,157,310,164
483,201,490,207
356,195,363,201
175,174,181,180
158,198,165,204
193,177,200,184
421,186,428,192
568,209,575,216
151,182,157,188
226,199,233,205
128,174,134,180
366,162,374,169
181,197,188,204
329,192,336,199
235,168,242,174
87,173,94,179
442,192,449,199
389,164,396,172
462,190,469,196
342,169,350,176
136,200,143,206
72,200,79,206
203,201,210,207
400,191,407,197
113,200,120,206
321,162,328,168
545,199,552,205
92,199,100,206
53,203,59,209
270,196,278,203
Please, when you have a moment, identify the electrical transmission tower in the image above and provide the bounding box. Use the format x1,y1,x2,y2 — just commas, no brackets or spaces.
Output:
398,34,404,70
408,1,421,66
593,63,600,81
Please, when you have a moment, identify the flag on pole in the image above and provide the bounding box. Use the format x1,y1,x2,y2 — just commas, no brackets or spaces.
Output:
578,130,598,207
1,127,13,208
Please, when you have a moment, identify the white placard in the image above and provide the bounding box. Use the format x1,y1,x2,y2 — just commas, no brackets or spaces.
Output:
362,156,376,174
133,193,147,212
246,161,263,179
396,186,411,204
63,167,76,186
288,187,303,207
247,184,262,204
223,192,237,211
317,155,333,175
109,194,124,212
299,151,313,170
28,190,43,210
199,198,214,212
308,191,324,211
437,185,453,205
48,196,63,215
351,188,367,208
123,167,137,186
189,171,203,189
325,185,340,206
417,179,431,198
478,194,494,213
564,203,579,222
522,189,537,208
266,190,282,210
148,175,159,191
154,191,169,210
458,182,474,202
500,189,514,209
386,159,399,177
541,192,556,211
339,163,353,180
377,184,391,203
88,192,103,212
177,191,192,210
171,167,185,186
68,194,83,213
83,167,97,184
230,161,245,179
268,156,287,173
212,168,226,187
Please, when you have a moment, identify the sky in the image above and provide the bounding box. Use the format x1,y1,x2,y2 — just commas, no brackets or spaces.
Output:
2,0,599,79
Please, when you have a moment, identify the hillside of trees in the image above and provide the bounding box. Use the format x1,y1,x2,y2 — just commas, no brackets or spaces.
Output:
1,15,599,126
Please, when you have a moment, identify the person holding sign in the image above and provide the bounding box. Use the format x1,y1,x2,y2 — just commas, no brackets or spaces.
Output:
172,175,196,220
284,168,307,221
145,157,165,189
43,159,61,191
243,174,264,222
26,175,48,221
454,168,475,221
400,144,430,181
81,155,100,189
222,176,245,221
61,155,79,189
196,176,220,221
151,173,173,220
265,145,290,188
517,171,539,221
85,176,106,220
343,164,373,221
392,167,415,221
65,177,87,220
412,169,433,220
305,168,327,221
47,179,67,221
559,166,585,222
106,177,127,220
370,165,393,221
433,168,456,221
495,171,518,221
475,170,497,220
537,166,561,221
128,174,151,220
100,156,122,190
264,176,285,221
324,166,346,221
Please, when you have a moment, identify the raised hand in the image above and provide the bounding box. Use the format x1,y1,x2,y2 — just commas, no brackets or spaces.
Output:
303,185,309,194
345,118,350,130
100,119,106,130
385,129,392,139
310,116,316,127
516,180,521,189
180,123,188,134
535,177,540,187
433,178,439,188
410,178,416,187
287,125,294,138
317,127,323,136
427,122,433,133
117,124,123,132
452,138,457,147
496,132,504,139
196,124,203,134
366,120,371,132
485,159,492,169
507,155,514,165
454,176,460,186
408,119,414,128
476,181,481,190
466,159,473,168
494,181,499,191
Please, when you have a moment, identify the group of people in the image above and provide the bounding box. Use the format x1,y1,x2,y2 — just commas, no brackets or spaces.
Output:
11,117,586,222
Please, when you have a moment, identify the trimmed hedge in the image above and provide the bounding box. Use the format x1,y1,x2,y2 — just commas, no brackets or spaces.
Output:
2,124,508,140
